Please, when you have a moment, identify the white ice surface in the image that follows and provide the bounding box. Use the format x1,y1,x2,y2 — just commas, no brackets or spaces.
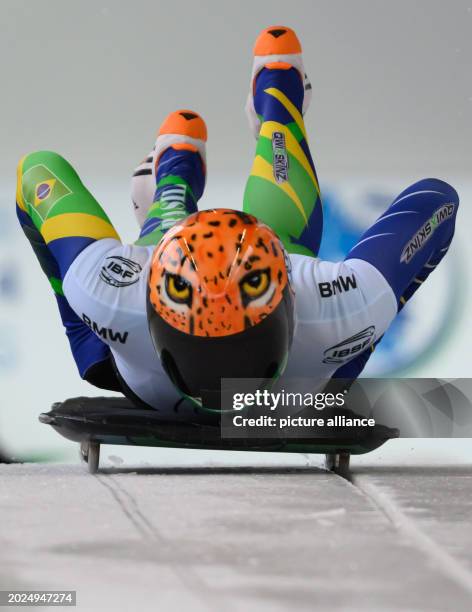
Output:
2,460,472,611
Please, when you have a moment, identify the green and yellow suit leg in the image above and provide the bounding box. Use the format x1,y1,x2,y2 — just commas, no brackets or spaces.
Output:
243,66,322,257
16,150,121,389
135,147,206,247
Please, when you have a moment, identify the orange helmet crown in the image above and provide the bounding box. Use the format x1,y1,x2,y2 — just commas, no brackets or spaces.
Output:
148,209,292,337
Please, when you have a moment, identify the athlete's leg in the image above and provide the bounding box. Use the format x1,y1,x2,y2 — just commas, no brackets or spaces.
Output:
243,27,322,257
133,110,207,246
16,150,121,389
348,178,458,306
334,178,459,378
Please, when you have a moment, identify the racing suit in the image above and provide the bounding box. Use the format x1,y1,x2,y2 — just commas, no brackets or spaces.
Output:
16,65,458,410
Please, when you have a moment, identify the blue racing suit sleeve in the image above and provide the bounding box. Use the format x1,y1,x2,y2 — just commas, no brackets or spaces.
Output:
333,178,459,379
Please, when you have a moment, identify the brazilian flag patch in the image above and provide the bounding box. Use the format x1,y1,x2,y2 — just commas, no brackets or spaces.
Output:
22,165,71,219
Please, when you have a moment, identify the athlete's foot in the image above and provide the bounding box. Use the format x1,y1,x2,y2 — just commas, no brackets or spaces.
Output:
132,110,207,227
245,26,312,139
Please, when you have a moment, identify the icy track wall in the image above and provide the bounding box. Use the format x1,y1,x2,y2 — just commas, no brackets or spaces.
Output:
1,178,471,459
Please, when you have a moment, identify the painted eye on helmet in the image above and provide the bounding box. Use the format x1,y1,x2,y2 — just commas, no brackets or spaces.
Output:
240,269,270,302
165,273,192,306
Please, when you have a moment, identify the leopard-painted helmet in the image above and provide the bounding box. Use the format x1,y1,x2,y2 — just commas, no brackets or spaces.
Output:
147,208,295,409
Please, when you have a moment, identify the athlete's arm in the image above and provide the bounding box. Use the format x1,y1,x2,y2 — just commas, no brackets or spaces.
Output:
296,256,397,368
333,178,459,378
16,150,123,385
17,151,120,280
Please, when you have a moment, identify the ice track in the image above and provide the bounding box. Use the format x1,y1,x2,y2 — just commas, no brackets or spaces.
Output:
1,461,472,611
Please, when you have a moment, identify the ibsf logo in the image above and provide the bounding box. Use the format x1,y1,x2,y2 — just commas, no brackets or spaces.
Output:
272,131,289,183
400,203,455,264
323,326,376,364
100,256,142,288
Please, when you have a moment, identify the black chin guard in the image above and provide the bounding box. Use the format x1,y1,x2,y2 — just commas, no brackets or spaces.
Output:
147,286,294,411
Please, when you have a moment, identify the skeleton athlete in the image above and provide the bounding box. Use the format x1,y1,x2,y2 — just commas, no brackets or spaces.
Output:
17,26,458,410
